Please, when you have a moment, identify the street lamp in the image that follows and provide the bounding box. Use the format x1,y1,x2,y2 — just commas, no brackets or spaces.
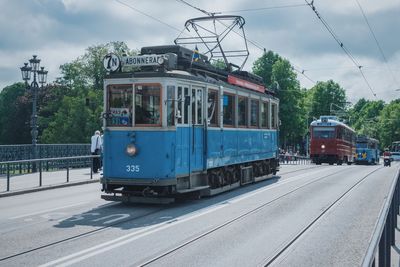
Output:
20,55,48,172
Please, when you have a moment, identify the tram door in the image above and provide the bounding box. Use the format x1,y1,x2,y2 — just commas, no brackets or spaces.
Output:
177,85,205,174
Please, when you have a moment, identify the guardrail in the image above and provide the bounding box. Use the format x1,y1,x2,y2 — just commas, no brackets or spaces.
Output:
0,144,90,161
279,155,311,165
0,155,100,192
362,168,400,267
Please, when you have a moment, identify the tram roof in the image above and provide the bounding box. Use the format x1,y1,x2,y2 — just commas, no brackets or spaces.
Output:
310,116,355,132
356,135,379,144
104,45,276,97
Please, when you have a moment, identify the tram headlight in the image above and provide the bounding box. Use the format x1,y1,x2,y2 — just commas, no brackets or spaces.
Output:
321,144,325,149
126,144,138,157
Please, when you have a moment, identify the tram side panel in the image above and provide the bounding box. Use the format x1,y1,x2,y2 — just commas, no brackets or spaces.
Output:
206,128,278,169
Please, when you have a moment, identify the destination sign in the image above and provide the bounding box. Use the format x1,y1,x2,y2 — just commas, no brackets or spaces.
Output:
122,54,165,67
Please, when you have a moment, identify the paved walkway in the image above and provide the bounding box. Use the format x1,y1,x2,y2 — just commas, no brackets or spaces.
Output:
0,168,101,197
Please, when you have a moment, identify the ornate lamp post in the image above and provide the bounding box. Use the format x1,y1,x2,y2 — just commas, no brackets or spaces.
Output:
20,55,48,172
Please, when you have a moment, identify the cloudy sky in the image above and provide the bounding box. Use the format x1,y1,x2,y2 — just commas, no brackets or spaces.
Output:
1,0,399,103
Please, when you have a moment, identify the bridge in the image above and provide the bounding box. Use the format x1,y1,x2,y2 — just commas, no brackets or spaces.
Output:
0,162,399,266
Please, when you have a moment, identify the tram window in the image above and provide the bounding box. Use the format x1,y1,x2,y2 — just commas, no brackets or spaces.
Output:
197,89,203,124
134,84,161,126
223,93,235,127
184,87,189,124
238,96,248,127
271,103,278,129
313,127,335,139
357,142,368,148
166,85,175,126
107,84,133,127
177,87,183,124
207,90,218,126
191,89,196,124
337,127,343,139
261,101,269,128
250,99,259,127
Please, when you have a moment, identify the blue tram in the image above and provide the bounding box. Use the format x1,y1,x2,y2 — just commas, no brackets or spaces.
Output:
391,141,400,161
355,136,379,165
100,45,279,203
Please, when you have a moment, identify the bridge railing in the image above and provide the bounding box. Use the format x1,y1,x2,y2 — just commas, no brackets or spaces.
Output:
362,168,400,267
279,155,311,165
0,144,91,175
0,155,100,192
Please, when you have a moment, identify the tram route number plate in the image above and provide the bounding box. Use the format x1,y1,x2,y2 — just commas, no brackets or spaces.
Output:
126,165,140,173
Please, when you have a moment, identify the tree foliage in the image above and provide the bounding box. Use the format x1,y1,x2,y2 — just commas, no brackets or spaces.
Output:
0,41,132,144
305,80,347,120
348,98,384,139
378,101,400,149
0,83,31,144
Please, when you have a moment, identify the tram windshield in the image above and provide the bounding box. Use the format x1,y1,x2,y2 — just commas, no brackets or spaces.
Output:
356,142,368,148
312,126,335,139
106,84,161,127
107,84,133,127
135,84,161,125
392,141,400,152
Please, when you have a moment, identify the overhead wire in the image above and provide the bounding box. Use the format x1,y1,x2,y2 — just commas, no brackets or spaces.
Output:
114,0,189,36
220,3,308,13
305,0,377,98
175,0,316,85
355,0,400,89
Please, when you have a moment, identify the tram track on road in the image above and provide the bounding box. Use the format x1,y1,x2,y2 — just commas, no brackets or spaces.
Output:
137,165,366,267
263,165,383,266
0,165,342,265
0,207,166,262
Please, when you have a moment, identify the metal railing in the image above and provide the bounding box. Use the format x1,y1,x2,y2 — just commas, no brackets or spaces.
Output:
0,144,90,161
279,155,311,165
0,144,91,175
362,168,400,267
0,155,100,192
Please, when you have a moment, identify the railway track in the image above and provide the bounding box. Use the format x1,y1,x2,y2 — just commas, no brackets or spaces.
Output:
1,165,363,266
137,165,379,267
0,166,317,263
262,165,383,266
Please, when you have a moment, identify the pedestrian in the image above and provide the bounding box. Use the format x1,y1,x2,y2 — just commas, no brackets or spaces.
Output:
91,130,102,173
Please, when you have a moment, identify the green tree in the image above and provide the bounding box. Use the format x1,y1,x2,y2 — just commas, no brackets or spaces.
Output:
0,83,31,144
252,50,281,89
40,93,102,143
272,59,306,149
378,100,400,149
41,41,133,143
60,41,135,92
349,99,385,138
306,80,347,120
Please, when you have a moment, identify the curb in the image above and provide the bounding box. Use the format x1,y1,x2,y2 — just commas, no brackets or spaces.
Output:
0,178,100,198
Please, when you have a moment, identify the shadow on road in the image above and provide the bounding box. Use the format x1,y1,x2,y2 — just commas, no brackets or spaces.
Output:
55,175,281,230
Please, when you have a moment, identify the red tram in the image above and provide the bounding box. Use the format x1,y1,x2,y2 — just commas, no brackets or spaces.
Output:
310,116,356,165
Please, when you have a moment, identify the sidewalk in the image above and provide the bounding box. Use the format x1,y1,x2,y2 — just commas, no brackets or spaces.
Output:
0,168,101,197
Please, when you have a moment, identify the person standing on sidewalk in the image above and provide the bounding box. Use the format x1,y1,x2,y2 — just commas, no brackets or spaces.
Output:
91,130,102,173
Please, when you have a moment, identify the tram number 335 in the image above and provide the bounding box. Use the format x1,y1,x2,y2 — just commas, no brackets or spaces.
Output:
126,165,140,172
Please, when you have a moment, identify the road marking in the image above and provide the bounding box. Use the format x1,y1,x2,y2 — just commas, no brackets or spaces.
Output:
39,202,230,267
9,202,89,220
40,167,338,267
92,214,130,224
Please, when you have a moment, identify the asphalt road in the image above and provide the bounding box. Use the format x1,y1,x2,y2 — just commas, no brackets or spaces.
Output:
0,163,398,267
